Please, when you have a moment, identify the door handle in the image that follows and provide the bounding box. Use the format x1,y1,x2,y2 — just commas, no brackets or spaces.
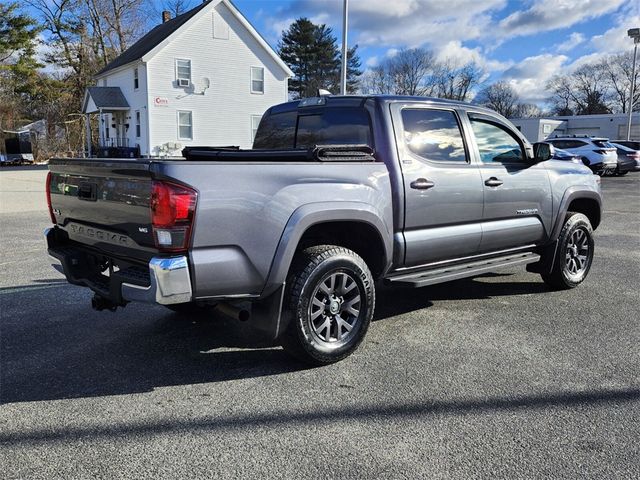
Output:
484,177,503,187
410,178,435,190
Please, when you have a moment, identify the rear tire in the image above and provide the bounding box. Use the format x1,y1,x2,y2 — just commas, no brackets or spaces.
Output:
616,168,628,176
281,245,375,365
541,212,594,290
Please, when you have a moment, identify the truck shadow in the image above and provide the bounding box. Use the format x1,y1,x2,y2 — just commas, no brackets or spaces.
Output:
374,274,550,321
2,273,550,405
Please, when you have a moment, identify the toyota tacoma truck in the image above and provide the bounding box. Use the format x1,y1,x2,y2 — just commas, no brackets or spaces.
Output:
45,95,603,364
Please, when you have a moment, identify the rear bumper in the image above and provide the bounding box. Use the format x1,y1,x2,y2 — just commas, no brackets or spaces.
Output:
45,227,192,305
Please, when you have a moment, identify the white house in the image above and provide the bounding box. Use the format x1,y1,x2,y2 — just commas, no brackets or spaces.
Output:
82,0,292,157
510,113,640,143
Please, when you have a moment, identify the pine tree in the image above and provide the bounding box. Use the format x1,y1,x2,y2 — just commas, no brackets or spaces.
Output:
278,18,361,98
0,3,41,130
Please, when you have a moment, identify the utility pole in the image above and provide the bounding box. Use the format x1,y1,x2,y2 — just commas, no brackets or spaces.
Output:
626,28,640,141
340,0,348,95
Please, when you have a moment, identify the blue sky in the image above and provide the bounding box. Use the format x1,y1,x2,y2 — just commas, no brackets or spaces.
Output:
231,0,639,103
25,0,640,104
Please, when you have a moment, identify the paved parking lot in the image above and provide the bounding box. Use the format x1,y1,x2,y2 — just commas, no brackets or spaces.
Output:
1,166,639,479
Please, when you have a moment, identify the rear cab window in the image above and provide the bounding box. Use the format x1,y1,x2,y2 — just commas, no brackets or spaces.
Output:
252,105,372,150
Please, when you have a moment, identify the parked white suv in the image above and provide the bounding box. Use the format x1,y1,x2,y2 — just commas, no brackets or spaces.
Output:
545,136,618,175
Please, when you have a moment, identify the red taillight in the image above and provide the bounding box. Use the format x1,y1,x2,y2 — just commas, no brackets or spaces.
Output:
150,180,197,252
46,171,56,224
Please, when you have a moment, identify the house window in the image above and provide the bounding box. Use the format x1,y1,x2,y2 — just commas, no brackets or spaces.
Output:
176,59,191,82
135,111,141,138
542,123,552,134
134,68,139,90
178,111,193,140
251,67,264,94
102,78,107,86
251,115,262,143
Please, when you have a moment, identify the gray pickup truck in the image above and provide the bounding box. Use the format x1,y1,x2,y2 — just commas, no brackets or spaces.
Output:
46,95,602,364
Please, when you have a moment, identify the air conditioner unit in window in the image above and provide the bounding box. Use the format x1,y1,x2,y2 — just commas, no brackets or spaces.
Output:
178,78,190,87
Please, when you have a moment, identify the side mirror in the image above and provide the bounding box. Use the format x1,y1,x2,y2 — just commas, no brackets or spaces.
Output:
533,142,555,162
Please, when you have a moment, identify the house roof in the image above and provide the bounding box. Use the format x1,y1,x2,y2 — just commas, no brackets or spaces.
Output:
83,87,130,113
95,0,293,77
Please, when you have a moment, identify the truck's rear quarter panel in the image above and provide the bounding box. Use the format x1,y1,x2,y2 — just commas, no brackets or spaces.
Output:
153,161,393,299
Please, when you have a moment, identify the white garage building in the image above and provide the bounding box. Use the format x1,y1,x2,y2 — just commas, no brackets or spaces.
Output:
82,0,292,157
510,113,640,143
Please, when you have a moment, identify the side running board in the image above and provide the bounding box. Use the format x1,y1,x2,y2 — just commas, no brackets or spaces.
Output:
386,252,541,288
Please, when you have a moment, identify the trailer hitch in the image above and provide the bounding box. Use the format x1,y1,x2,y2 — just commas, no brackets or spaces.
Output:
91,294,119,312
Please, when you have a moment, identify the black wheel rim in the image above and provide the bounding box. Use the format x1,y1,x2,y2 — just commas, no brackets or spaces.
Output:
565,227,590,277
308,271,362,345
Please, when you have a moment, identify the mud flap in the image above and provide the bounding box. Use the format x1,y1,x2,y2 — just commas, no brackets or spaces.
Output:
526,240,559,275
251,283,288,341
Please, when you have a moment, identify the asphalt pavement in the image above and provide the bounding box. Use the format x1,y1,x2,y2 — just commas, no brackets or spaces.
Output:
1,166,639,479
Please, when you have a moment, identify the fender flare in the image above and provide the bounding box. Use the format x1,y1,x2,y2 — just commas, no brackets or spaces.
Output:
260,201,393,298
550,187,602,241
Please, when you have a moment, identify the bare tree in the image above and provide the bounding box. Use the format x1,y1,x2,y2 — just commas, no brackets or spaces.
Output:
360,48,438,96
513,102,542,118
547,75,574,115
474,81,520,117
570,64,611,115
434,59,483,101
387,48,438,96
161,0,193,17
600,52,640,113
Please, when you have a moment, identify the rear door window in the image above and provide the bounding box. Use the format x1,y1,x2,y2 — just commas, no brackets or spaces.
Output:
593,140,615,149
401,109,468,163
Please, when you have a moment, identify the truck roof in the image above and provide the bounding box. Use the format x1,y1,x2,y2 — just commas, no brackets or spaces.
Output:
268,94,499,117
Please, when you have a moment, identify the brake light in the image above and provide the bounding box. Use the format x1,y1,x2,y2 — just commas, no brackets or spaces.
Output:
150,180,197,252
46,171,56,224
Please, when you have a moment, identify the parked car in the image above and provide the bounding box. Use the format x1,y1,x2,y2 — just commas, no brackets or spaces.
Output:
610,142,640,174
552,148,581,164
45,95,603,365
613,140,640,151
545,136,618,175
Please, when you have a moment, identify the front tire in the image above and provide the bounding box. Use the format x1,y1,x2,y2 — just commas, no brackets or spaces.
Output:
281,245,375,365
541,212,594,290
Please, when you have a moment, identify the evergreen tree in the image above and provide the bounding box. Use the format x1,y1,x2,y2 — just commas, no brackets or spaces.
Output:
0,2,41,130
278,18,361,98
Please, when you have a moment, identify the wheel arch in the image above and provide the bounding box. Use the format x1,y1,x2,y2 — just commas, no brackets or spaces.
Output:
261,202,393,298
551,188,602,240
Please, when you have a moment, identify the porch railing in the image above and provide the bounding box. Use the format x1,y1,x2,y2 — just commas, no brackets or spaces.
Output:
100,137,129,148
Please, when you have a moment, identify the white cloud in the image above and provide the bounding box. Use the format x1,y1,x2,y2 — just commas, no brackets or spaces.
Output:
501,54,568,103
365,56,379,67
436,41,512,72
591,14,640,53
555,32,586,52
281,0,507,49
499,0,626,37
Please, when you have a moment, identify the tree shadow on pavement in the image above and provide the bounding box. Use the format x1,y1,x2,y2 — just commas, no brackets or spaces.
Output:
2,386,638,447
1,273,551,405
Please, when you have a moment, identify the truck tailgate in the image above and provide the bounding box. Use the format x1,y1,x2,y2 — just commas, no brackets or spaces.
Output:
48,158,157,261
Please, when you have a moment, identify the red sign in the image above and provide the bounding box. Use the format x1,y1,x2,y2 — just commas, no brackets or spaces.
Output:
154,97,169,107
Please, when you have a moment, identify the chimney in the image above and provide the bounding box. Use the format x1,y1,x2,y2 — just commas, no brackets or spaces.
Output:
162,11,171,23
